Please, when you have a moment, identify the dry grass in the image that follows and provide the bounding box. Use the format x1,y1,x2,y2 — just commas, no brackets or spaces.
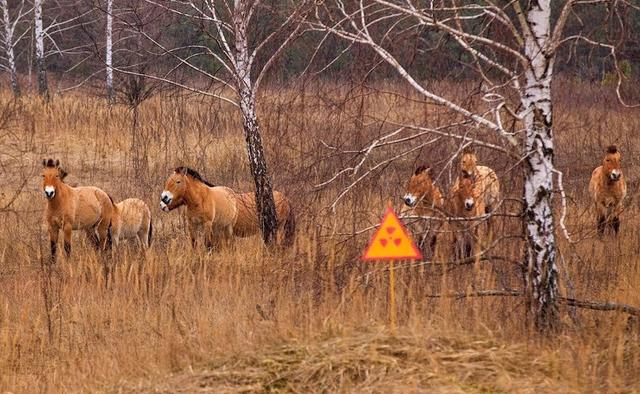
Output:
0,80,639,392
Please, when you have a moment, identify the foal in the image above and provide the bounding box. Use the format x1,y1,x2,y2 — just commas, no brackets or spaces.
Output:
160,167,295,249
402,165,444,257
589,145,627,236
112,198,152,248
41,159,114,260
449,176,485,261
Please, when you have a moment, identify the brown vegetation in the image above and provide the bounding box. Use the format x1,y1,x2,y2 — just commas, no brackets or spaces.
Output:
0,80,640,392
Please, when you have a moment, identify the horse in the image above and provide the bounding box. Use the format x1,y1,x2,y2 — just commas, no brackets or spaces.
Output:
448,176,485,261
589,145,627,236
451,147,500,236
159,167,295,249
402,165,444,257
41,159,114,260
112,198,152,248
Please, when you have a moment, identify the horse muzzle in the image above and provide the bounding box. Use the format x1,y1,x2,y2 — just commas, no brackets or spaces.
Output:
464,198,475,211
160,191,174,211
403,194,417,207
610,171,621,182
44,187,55,200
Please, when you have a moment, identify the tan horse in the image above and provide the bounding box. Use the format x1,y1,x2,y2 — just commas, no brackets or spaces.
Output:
112,198,152,248
448,176,485,261
402,165,444,257
41,159,114,260
452,148,500,235
589,145,627,236
160,167,295,248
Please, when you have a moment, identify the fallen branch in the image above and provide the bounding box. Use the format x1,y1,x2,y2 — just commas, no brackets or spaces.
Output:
425,290,522,299
559,297,640,317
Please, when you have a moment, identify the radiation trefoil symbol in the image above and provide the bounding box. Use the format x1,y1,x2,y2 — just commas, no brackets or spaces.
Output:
362,206,423,261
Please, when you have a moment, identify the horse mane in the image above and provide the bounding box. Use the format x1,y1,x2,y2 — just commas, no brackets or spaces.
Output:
606,145,618,154
43,158,68,179
462,146,476,155
175,166,215,187
414,165,430,176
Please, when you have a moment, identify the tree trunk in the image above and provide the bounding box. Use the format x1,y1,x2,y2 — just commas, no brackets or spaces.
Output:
1,0,20,97
34,0,48,100
232,0,279,244
239,89,279,244
521,0,559,332
105,0,114,103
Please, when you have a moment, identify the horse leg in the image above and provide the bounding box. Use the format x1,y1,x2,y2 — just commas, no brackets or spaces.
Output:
96,219,111,251
48,224,59,263
613,216,621,235
188,220,198,249
85,228,100,249
63,222,72,257
597,215,606,237
204,222,214,251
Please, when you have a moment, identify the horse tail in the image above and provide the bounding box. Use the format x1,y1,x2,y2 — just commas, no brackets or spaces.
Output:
282,202,296,248
107,220,113,250
147,219,153,247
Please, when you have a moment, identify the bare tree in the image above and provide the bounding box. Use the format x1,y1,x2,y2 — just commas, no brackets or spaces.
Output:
122,0,311,244
0,0,31,96
313,0,638,331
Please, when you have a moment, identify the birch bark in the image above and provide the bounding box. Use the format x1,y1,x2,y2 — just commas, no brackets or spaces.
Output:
34,0,48,99
1,0,20,96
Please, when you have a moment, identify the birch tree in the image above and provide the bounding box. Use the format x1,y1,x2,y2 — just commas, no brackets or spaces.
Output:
105,0,113,102
313,0,636,331
34,0,46,98
125,0,311,244
0,0,30,96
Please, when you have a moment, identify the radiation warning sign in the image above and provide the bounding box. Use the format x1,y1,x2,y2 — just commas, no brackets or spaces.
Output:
362,206,423,261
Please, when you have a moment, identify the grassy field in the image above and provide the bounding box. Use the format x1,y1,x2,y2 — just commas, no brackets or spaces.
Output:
0,80,639,392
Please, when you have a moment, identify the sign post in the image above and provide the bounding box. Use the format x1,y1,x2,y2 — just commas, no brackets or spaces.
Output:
362,202,423,331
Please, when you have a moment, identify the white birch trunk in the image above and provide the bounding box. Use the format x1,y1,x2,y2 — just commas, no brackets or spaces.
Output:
1,0,19,96
233,0,278,244
521,0,559,331
105,0,114,103
34,0,48,99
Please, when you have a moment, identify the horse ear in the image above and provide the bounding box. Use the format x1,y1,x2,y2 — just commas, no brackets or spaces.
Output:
414,165,430,176
42,159,46,167
55,159,60,168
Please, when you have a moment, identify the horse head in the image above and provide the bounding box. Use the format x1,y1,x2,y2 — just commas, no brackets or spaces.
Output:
41,159,67,200
404,165,434,207
603,145,622,182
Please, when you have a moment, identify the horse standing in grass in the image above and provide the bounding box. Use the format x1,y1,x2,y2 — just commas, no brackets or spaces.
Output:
451,148,500,236
112,198,152,248
589,145,627,236
159,167,295,249
449,176,485,261
402,165,444,257
41,159,114,260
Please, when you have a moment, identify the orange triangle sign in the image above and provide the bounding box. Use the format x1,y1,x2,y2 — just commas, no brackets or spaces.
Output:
362,206,423,261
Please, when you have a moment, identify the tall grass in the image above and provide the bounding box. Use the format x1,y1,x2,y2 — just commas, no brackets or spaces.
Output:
0,80,639,392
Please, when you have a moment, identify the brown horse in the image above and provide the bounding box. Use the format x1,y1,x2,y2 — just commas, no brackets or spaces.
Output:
402,165,444,257
449,176,485,261
160,167,295,248
589,145,627,236
112,198,152,248
41,159,114,260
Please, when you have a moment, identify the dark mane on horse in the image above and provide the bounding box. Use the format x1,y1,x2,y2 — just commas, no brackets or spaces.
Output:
175,166,215,187
43,158,68,179
462,146,476,155
606,145,618,154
